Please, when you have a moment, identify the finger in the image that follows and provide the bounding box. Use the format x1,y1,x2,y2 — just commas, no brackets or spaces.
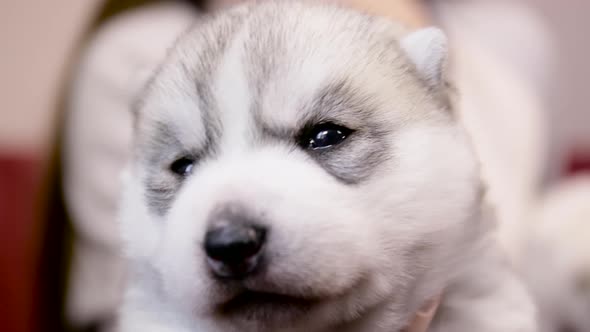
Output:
406,296,441,332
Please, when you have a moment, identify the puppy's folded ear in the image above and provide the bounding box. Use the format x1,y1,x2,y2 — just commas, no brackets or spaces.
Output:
400,27,448,89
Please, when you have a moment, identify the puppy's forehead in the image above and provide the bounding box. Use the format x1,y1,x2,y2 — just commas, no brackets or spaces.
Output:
138,3,418,144
241,4,389,127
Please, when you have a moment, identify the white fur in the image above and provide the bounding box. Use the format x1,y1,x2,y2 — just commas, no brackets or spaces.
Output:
400,27,448,88
117,2,536,331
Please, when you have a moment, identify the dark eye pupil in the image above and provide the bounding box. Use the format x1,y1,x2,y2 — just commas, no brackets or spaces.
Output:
311,129,344,148
307,123,351,150
170,157,194,176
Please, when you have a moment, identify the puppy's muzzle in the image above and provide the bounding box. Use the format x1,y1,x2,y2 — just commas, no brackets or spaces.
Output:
204,220,266,279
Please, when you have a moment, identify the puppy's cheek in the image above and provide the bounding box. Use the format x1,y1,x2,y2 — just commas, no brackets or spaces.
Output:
235,154,387,294
119,172,166,261
258,190,382,295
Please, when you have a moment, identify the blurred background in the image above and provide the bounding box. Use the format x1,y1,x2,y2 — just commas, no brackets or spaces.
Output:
0,0,588,332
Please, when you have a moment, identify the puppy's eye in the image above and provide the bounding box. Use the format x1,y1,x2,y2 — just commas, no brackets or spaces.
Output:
302,122,353,150
170,157,194,177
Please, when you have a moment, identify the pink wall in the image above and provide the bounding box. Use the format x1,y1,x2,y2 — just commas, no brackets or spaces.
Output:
0,1,99,156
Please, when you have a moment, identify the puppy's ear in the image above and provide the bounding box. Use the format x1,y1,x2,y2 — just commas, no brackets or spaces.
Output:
400,27,448,89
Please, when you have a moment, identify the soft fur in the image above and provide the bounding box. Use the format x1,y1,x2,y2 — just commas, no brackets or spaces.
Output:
118,2,536,331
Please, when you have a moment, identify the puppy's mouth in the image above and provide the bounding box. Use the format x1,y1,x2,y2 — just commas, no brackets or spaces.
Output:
218,290,317,323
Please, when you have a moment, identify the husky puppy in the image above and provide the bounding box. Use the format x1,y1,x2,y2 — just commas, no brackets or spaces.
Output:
118,2,536,331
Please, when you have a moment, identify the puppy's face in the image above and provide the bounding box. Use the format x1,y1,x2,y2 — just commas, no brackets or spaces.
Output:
121,3,481,330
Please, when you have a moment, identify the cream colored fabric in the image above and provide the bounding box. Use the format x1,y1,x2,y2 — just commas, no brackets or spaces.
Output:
522,176,590,332
63,2,198,326
450,38,546,260
63,1,550,329
435,1,550,259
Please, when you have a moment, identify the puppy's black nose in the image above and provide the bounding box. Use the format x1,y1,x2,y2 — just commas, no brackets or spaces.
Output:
204,223,266,279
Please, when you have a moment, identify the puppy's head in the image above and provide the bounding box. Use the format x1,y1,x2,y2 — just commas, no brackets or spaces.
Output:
121,2,482,330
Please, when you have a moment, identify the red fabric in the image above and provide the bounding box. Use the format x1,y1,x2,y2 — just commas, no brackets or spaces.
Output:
565,148,590,176
0,155,42,332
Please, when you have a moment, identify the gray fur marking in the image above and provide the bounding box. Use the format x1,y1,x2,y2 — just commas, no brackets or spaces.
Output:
140,10,250,216
256,79,392,184
142,122,195,216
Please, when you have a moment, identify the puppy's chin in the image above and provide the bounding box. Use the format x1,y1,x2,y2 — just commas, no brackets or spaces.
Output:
203,271,387,331
216,290,317,327
207,277,330,329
